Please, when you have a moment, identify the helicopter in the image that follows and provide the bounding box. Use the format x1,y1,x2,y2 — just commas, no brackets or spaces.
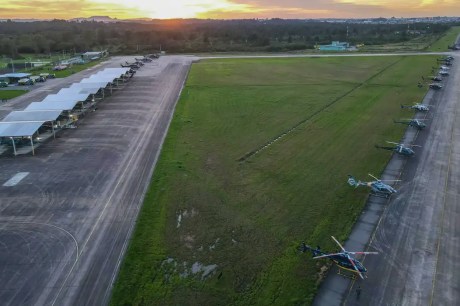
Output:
429,83,443,90
348,174,398,197
393,119,427,130
439,70,449,76
375,141,420,157
400,103,431,112
300,236,378,279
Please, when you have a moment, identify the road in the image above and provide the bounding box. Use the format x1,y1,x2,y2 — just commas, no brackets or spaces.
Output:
313,53,460,305
0,55,194,305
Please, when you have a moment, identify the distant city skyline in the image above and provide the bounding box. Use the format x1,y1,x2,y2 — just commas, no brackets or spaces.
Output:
1,0,460,20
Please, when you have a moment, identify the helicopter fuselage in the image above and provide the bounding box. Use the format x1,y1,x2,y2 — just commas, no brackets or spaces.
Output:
301,245,366,273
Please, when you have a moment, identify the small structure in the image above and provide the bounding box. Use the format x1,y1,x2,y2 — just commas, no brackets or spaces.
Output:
61,57,85,65
81,50,108,61
0,73,31,84
319,41,351,51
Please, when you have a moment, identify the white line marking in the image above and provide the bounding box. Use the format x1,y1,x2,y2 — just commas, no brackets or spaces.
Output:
3,172,29,187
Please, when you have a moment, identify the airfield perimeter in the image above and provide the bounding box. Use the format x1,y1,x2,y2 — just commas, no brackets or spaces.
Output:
0,56,193,305
0,51,456,306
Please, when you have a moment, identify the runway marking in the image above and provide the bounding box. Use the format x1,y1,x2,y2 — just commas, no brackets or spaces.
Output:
3,172,29,187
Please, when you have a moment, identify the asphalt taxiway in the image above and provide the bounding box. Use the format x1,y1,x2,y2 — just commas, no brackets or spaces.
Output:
0,55,194,305
313,54,460,305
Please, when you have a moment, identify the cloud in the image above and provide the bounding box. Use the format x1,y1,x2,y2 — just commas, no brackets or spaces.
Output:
0,0,144,19
0,0,459,19
226,0,460,18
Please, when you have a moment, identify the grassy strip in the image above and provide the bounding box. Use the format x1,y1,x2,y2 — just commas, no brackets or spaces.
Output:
24,59,105,78
427,26,460,51
0,90,28,100
359,34,440,52
111,55,436,306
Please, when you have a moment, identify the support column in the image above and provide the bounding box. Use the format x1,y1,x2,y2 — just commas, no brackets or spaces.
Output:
30,137,34,156
52,122,55,139
11,137,16,156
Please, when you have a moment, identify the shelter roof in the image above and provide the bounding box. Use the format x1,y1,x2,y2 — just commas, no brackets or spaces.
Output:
42,93,89,103
0,73,31,78
0,121,45,137
2,110,62,122
25,100,80,111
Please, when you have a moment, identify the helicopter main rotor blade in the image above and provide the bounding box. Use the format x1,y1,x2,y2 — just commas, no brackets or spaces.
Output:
313,252,344,259
331,236,346,252
347,251,379,255
346,255,365,280
368,173,379,181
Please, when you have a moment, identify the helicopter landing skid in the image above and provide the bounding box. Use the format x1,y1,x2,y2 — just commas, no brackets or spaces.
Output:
370,192,390,199
337,268,357,280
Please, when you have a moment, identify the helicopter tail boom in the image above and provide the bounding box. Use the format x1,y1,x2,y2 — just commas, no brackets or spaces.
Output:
299,242,324,257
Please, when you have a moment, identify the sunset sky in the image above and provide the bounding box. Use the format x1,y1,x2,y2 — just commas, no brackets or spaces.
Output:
1,0,459,20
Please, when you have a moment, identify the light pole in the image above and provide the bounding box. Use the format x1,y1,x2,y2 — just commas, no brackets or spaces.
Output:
9,58,15,73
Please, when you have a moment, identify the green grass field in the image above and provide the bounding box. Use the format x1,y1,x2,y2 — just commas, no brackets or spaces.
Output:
111,55,436,305
359,34,440,52
0,90,28,100
427,26,460,51
1,55,105,78
25,59,105,78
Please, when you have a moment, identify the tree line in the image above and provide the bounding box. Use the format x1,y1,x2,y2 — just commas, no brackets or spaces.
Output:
0,19,452,57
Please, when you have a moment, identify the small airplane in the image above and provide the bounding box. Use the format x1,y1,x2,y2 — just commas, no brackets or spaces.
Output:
348,174,398,197
375,141,420,157
401,103,431,112
394,119,427,130
300,236,378,279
